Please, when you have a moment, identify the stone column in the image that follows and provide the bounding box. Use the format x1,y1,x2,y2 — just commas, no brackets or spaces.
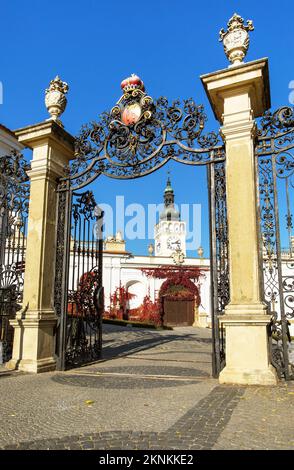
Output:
201,58,278,385
7,121,74,373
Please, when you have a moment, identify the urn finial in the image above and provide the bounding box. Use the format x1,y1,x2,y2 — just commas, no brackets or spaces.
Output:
219,13,254,66
45,75,69,126
148,243,154,256
197,246,204,259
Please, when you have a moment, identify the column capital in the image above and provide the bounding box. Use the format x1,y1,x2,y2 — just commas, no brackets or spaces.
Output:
14,120,75,154
201,58,270,123
14,120,75,180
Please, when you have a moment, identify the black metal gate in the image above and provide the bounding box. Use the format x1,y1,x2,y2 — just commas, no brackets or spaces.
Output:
209,162,229,377
256,106,294,380
54,76,229,373
54,188,104,370
0,151,30,363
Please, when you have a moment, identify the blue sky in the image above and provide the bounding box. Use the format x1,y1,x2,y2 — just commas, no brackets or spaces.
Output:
1,0,293,256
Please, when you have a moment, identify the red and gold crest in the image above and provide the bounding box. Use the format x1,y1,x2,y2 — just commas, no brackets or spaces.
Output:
121,102,142,126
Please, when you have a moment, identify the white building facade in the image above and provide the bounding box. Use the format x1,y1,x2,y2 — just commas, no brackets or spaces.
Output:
102,177,211,326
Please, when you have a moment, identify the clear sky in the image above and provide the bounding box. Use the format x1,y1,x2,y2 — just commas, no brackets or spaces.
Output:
1,0,293,256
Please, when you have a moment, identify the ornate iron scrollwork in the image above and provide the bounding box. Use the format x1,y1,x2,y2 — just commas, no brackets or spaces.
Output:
0,151,30,363
256,106,294,380
258,106,294,137
60,75,225,189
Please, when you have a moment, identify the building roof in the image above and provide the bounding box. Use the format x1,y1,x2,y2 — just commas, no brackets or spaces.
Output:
0,123,17,138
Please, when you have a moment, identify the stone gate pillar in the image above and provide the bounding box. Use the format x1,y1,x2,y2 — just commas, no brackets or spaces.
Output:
202,57,278,385
7,78,74,373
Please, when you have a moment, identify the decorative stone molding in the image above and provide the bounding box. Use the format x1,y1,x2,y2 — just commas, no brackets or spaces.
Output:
201,59,270,123
219,13,254,66
221,120,257,142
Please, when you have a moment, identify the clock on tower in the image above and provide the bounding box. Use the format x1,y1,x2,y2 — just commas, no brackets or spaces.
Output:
154,176,186,257
167,236,181,250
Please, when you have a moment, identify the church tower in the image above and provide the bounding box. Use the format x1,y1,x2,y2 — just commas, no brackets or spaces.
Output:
154,177,186,257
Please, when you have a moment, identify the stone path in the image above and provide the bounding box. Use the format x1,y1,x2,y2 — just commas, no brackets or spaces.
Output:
0,324,293,450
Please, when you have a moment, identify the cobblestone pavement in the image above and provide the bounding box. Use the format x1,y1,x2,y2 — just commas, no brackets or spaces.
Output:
0,324,294,450
213,383,294,450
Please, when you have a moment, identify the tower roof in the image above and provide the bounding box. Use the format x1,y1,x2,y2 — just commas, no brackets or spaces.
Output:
164,176,173,193
160,175,180,221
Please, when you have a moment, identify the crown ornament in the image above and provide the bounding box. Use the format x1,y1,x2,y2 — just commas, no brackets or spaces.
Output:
219,13,254,66
45,75,69,126
120,73,145,93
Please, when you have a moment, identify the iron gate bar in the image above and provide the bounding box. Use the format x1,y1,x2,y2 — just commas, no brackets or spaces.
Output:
55,184,72,371
271,153,290,379
95,205,104,354
208,163,221,378
285,177,292,257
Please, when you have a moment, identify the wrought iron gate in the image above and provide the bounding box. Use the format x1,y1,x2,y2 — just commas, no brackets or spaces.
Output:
0,151,30,363
54,188,104,370
209,162,229,377
256,106,294,380
54,75,229,373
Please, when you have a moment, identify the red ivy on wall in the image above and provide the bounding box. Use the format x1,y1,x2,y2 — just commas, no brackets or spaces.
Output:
141,265,204,304
103,266,205,326
104,285,135,320
141,265,204,281
130,295,162,326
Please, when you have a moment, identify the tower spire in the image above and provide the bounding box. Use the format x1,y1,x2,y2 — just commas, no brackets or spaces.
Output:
164,173,174,207
160,174,180,221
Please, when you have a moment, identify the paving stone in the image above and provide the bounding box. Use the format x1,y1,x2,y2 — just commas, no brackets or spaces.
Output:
0,325,293,450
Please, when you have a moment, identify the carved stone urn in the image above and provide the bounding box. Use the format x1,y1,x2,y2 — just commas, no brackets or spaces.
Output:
219,13,254,66
45,76,69,126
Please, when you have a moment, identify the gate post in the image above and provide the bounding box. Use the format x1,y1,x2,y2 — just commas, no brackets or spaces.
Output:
202,59,278,385
7,120,74,372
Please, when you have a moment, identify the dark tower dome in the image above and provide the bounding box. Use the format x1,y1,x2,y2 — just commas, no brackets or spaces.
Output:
160,176,180,221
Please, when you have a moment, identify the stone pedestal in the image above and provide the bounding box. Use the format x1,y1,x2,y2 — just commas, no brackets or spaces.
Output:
7,121,74,373
219,308,277,385
193,306,208,328
201,59,278,385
